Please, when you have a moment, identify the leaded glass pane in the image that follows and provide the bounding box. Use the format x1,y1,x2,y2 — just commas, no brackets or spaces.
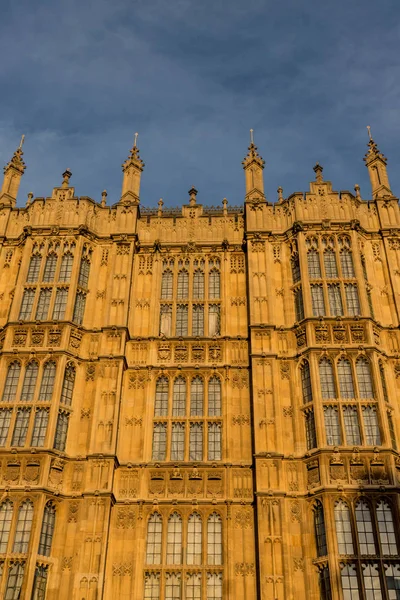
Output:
356,358,374,398
187,513,202,565
314,501,327,556
2,362,21,402
78,257,90,288
324,250,338,278
72,291,86,325
53,412,69,451
19,288,35,320
31,565,48,600
160,304,172,336
362,564,383,600
52,288,68,320
0,500,13,553
311,284,325,316
334,501,354,554
13,499,33,552
341,564,360,600
192,304,204,336
190,378,204,416
5,563,25,600
177,270,189,299
171,423,185,461
341,250,355,278
328,284,343,316
338,359,355,398
167,513,182,565
60,365,76,407
385,564,400,600
345,284,360,316
176,305,188,336
362,406,381,445
0,409,12,446
146,513,162,564
193,270,205,300
308,251,321,278
379,362,389,402
155,377,169,416
343,406,361,445
294,288,304,321
152,424,167,460
11,408,30,447
208,423,222,460
144,573,160,600
189,423,203,461
186,573,202,599
172,378,186,416
26,255,41,283
35,288,51,320
39,362,56,401
43,254,57,282
207,513,222,565
291,256,301,283
59,252,73,282
161,270,173,300
319,566,332,600
355,501,376,555
376,501,398,556
165,573,181,600
208,376,221,416
305,410,317,449
39,503,56,556
324,406,341,445
209,269,220,299
31,409,49,447
207,573,222,600
20,362,38,401
209,304,220,336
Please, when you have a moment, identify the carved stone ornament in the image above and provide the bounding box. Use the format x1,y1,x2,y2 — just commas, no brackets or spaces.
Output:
128,373,147,389
235,508,253,529
158,343,171,361
31,328,44,346
112,563,132,576
48,328,61,347
116,507,136,529
280,361,290,379
235,563,255,576
350,324,365,343
174,344,189,362
290,500,301,523
69,329,82,349
208,344,222,362
13,329,27,346
315,323,330,343
86,364,96,381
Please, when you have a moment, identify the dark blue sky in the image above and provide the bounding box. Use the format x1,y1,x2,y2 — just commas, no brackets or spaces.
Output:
0,0,399,208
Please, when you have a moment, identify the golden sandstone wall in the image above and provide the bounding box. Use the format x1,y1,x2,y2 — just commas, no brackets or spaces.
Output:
0,134,399,599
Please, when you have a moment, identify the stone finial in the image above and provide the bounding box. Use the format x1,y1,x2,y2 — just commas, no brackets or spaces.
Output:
222,197,228,215
363,126,392,198
26,192,34,207
158,198,164,216
0,136,27,206
120,133,145,204
277,187,284,203
354,184,361,200
313,162,323,183
62,168,72,188
188,186,198,206
101,190,107,207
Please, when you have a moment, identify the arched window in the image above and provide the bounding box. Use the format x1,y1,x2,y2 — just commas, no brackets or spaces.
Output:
166,513,182,565
187,513,202,565
291,256,301,283
324,406,341,445
12,408,31,446
39,362,56,401
26,254,42,283
318,566,332,600
165,573,181,599
376,500,398,556
193,269,205,300
208,376,221,416
176,304,188,336
323,250,338,278
60,364,76,406
155,377,169,416
144,573,160,599
319,359,336,399
72,291,87,325
2,362,21,402
313,501,327,557
190,377,204,416
187,573,202,599
43,253,57,282
171,423,185,461
189,423,203,461
32,566,48,599
340,565,359,599
172,378,186,416
207,573,222,599
78,256,91,289
0,409,12,446
20,362,38,401
356,358,374,398
340,249,355,277
338,358,355,398
300,361,313,404
35,288,52,320
152,424,167,461
355,500,375,555
0,500,13,552
4,563,25,599
13,499,34,552
19,288,35,320
379,361,389,402
54,411,70,451
334,500,354,554
192,304,204,336
209,269,220,299
208,423,222,460
343,406,361,445
38,502,56,556
362,406,381,446
146,513,162,564
308,250,321,279
207,513,222,565
59,251,74,282
52,288,68,320
31,408,49,447
177,270,189,299
161,269,173,300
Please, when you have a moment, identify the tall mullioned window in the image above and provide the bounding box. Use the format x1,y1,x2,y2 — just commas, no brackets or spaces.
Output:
72,245,92,325
318,356,381,448
13,500,33,553
305,235,360,318
151,376,222,462
145,511,223,598
38,502,56,556
159,256,221,337
18,240,75,322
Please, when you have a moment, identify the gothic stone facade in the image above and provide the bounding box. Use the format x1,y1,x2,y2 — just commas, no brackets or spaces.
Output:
0,135,399,599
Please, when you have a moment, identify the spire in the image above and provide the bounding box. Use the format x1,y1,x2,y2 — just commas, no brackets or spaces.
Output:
120,132,145,204
242,129,265,201
363,126,392,199
0,135,26,207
